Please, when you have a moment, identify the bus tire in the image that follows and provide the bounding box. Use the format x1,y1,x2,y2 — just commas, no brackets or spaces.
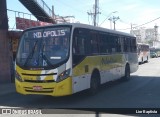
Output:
146,56,149,63
141,57,143,63
89,70,100,95
122,64,130,81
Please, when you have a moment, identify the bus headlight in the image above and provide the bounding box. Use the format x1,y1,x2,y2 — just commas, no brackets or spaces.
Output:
56,69,71,83
15,71,23,82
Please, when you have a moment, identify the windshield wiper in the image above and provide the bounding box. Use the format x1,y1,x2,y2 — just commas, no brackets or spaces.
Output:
24,40,38,66
41,43,53,67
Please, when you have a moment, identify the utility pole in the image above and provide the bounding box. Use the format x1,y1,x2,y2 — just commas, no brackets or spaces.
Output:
94,0,97,26
99,11,117,27
113,16,119,30
87,0,100,26
0,0,12,83
130,23,137,35
154,25,158,41
153,25,158,47
52,5,56,23
108,16,119,30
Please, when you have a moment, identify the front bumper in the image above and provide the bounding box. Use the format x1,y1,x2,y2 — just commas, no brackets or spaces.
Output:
15,77,72,97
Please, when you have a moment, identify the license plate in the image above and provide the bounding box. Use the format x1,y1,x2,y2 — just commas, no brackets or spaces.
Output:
33,86,42,91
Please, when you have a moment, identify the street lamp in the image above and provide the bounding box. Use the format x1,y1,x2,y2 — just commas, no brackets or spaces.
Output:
108,17,113,29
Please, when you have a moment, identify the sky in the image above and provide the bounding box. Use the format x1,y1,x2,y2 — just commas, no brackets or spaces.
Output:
6,0,160,33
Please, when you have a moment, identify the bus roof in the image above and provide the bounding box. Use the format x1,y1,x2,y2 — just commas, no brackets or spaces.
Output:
25,23,135,38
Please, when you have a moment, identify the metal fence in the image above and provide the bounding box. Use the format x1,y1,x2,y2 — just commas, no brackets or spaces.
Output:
34,0,53,17
7,9,37,30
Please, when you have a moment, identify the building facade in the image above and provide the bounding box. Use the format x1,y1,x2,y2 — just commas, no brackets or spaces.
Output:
131,25,160,48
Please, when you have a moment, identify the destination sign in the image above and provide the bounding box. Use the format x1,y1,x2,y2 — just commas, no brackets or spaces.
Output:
33,30,66,38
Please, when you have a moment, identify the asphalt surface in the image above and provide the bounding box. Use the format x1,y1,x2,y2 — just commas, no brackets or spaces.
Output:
1,57,160,117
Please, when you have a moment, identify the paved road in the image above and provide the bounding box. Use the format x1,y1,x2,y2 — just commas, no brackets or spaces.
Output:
1,57,160,116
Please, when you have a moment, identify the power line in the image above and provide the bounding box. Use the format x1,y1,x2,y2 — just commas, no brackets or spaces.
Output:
99,11,117,26
119,19,130,25
118,16,160,30
133,17,160,28
54,0,87,15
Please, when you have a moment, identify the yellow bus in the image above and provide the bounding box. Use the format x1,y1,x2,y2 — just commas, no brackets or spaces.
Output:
15,23,138,96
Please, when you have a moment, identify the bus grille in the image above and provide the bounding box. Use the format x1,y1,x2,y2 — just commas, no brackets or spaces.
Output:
25,90,53,93
24,80,55,83
24,87,54,93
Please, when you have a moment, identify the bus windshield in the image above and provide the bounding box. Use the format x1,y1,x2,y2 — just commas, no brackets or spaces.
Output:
16,26,71,69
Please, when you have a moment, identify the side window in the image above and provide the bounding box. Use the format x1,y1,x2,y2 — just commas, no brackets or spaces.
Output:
113,35,121,53
124,38,127,52
116,37,122,52
73,36,85,55
130,38,137,52
147,45,149,51
90,31,99,54
109,35,116,53
100,33,117,54
73,29,88,55
138,44,141,53
72,28,90,66
99,33,108,54
99,33,118,54
124,37,131,52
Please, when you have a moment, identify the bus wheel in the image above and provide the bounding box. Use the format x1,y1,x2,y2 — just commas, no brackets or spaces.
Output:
89,71,100,95
146,56,148,63
123,64,130,81
141,58,143,63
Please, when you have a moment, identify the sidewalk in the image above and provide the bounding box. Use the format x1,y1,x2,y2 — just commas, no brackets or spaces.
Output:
0,83,15,96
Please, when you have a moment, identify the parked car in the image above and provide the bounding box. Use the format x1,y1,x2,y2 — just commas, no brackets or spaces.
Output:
150,52,157,58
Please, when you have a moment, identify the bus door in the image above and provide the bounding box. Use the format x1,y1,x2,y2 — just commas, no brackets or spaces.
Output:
72,28,91,93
